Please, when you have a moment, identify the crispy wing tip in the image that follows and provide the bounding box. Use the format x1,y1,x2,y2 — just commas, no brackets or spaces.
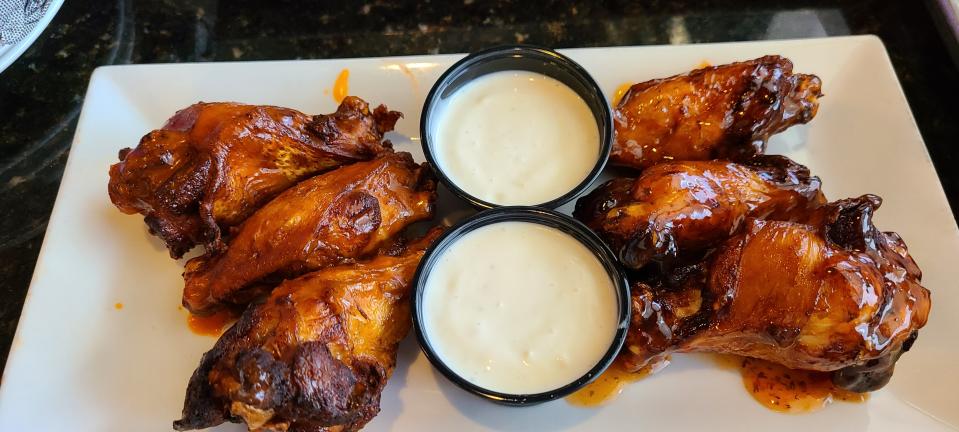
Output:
789,73,824,124
307,96,398,158
372,104,403,134
174,334,236,431
820,194,883,250
742,154,825,203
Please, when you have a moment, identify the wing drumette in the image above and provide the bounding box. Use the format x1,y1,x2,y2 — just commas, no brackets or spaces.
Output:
182,152,435,315
612,56,822,169
622,196,931,392
574,155,825,269
108,97,401,258
174,229,442,432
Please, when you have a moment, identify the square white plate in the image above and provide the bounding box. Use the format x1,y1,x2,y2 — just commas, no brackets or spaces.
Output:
1,35,957,432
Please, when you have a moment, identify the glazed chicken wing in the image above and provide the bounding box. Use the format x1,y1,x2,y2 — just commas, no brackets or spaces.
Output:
108,96,401,258
622,196,931,392
174,229,442,432
182,152,435,315
612,56,822,169
574,155,825,269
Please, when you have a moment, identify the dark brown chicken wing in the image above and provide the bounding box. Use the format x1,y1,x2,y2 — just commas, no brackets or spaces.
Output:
574,155,825,269
108,96,401,258
612,56,822,169
182,152,435,315
622,196,931,392
174,229,442,432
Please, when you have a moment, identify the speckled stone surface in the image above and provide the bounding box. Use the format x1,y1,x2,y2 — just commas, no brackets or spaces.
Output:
0,1,957,372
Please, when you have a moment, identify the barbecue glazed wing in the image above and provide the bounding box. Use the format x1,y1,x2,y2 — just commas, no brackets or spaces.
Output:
574,155,825,269
182,152,435,315
622,196,931,392
108,96,401,258
612,56,822,169
174,229,442,432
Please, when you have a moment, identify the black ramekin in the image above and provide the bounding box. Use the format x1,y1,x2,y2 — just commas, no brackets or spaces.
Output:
420,45,613,209
411,207,631,406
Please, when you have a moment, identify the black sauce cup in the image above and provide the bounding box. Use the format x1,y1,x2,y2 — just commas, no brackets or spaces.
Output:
420,45,613,209
411,207,631,406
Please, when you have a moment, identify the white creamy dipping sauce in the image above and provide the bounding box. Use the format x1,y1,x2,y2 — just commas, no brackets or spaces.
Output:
422,221,619,394
433,70,600,205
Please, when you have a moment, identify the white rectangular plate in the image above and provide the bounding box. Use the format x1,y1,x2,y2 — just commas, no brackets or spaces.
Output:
2,35,958,431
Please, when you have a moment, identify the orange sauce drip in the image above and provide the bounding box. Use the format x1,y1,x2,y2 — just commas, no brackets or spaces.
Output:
740,358,868,413
697,60,712,69
397,63,418,89
114,302,123,310
187,309,238,337
332,68,350,103
612,82,633,106
566,357,668,407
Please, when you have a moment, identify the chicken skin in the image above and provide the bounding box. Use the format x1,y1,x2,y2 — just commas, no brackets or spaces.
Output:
174,229,442,432
182,152,435,315
108,97,401,258
622,195,931,392
574,155,825,270
612,56,822,169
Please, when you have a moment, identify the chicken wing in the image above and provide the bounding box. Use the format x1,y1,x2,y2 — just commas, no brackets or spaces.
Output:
108,96,401,258
174,229,442,432
574,155,825,269
612,56,822,169
622,195,931,392
182,152,435,315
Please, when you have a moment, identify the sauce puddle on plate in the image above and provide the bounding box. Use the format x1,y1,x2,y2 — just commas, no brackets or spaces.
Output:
566,357,669,407
740,357,868,413
187,309,238,337
569,354,868,411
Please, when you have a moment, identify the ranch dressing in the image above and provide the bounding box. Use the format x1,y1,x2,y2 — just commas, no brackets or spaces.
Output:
433,70,599,205
422,221,618,394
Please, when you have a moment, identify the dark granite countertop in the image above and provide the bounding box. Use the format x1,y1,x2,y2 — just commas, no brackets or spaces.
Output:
1,1,957,372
